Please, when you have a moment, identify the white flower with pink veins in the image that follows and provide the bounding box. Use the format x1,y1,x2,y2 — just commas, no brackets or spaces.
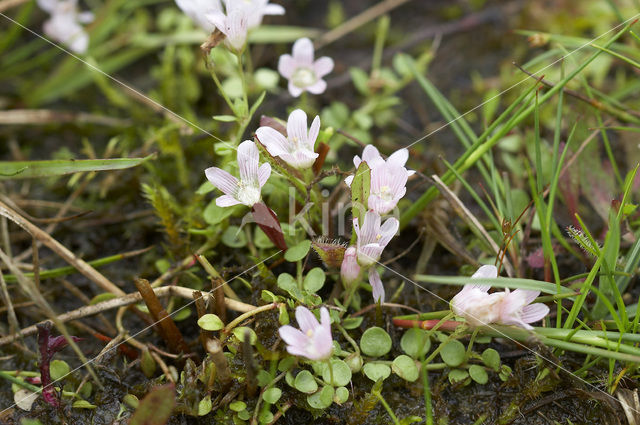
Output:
37,0,93,54
451,265,550,329
255,109,320,170
278,37,334,97
278,306,333,361
353,210,398,267
204,140,271,208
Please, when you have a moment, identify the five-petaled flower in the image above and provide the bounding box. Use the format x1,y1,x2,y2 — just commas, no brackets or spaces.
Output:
205,140,271,208
278,306,333,360
353,210,398,267
202,0,284,50
255,109,319,169
278,37,334,97
451,265,549,329
37,0,93,54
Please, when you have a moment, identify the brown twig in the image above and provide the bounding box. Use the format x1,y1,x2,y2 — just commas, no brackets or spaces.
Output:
0,286,256,346
133,278,192,357
0,199,125,296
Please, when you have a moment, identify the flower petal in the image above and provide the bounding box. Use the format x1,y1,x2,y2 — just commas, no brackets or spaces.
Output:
287,80,303,97
257,163,271,188
369,268,385,303
306,79,327,94
520,303,549,324
263,3,285,15
378,217,399,247
292,37,314,64
216,194,241,207
295,306,319,334
344,175,354,187
278,325,307,346
468,264,497,291
287,109,308,147
387,148,408,167
307,115,321,150
256,127,290,157
313,56,334,78
237,140,259,184
277,54,296,78
205,167,238,196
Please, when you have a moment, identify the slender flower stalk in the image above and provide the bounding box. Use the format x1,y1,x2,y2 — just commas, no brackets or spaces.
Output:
204,140,271,207
37,0,93,54
255,109,320,169
450,265,549,329
278,38,334,97
353,210,399,267
278,306,333,360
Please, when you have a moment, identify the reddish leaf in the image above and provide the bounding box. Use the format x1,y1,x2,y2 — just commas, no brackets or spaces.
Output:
36,321,82,407
129,384,176,425
252,202,287,251
259,115,287,135
312,142,329,176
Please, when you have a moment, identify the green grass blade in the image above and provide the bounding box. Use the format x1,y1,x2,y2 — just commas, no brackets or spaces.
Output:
0,155,154,180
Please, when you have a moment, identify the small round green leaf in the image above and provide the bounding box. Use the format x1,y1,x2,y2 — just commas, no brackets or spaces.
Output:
334,387,349,404
322,359,352,387
263,387,282,404
123,394,139,409
307,385,334,409
258,410,274,424
285,240,312,262
198,395,212,416
481,348,500,371
50,360,70,381
360,327,392,357
229,401,246,412
221,226,247,248
400,328,431,358
391,355,419,382
197,314,224,331
203,201,235,225
440,340,465,367
448,369,469,385
294,370,318,394
89,293,117,305
341,316,364,330
172,306,191,322
303,267,326,293
345,354,363,373
238,409,251,420
278,356,295,372
362,363,391,382
232,327,257,345
469,365,488,385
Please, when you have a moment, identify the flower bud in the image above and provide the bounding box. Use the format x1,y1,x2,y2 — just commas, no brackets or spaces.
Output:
340,246,361,285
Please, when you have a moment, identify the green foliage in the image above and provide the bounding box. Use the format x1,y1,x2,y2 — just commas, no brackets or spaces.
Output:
360,327,392,357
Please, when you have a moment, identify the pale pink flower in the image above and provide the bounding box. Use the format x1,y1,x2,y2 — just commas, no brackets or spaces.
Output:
175,0,222,32
225,0,284,28
353,210,398,267
278,306,333,360
205,0,284,50
340,246,361,285
204,140,271,207
344,145,414,187
206,8,249,51
37,0,93,54
498,288,549,330
368,163,408,214
255,109,319,169
278,37,334,97
369,268,385,303
451,265,549,329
